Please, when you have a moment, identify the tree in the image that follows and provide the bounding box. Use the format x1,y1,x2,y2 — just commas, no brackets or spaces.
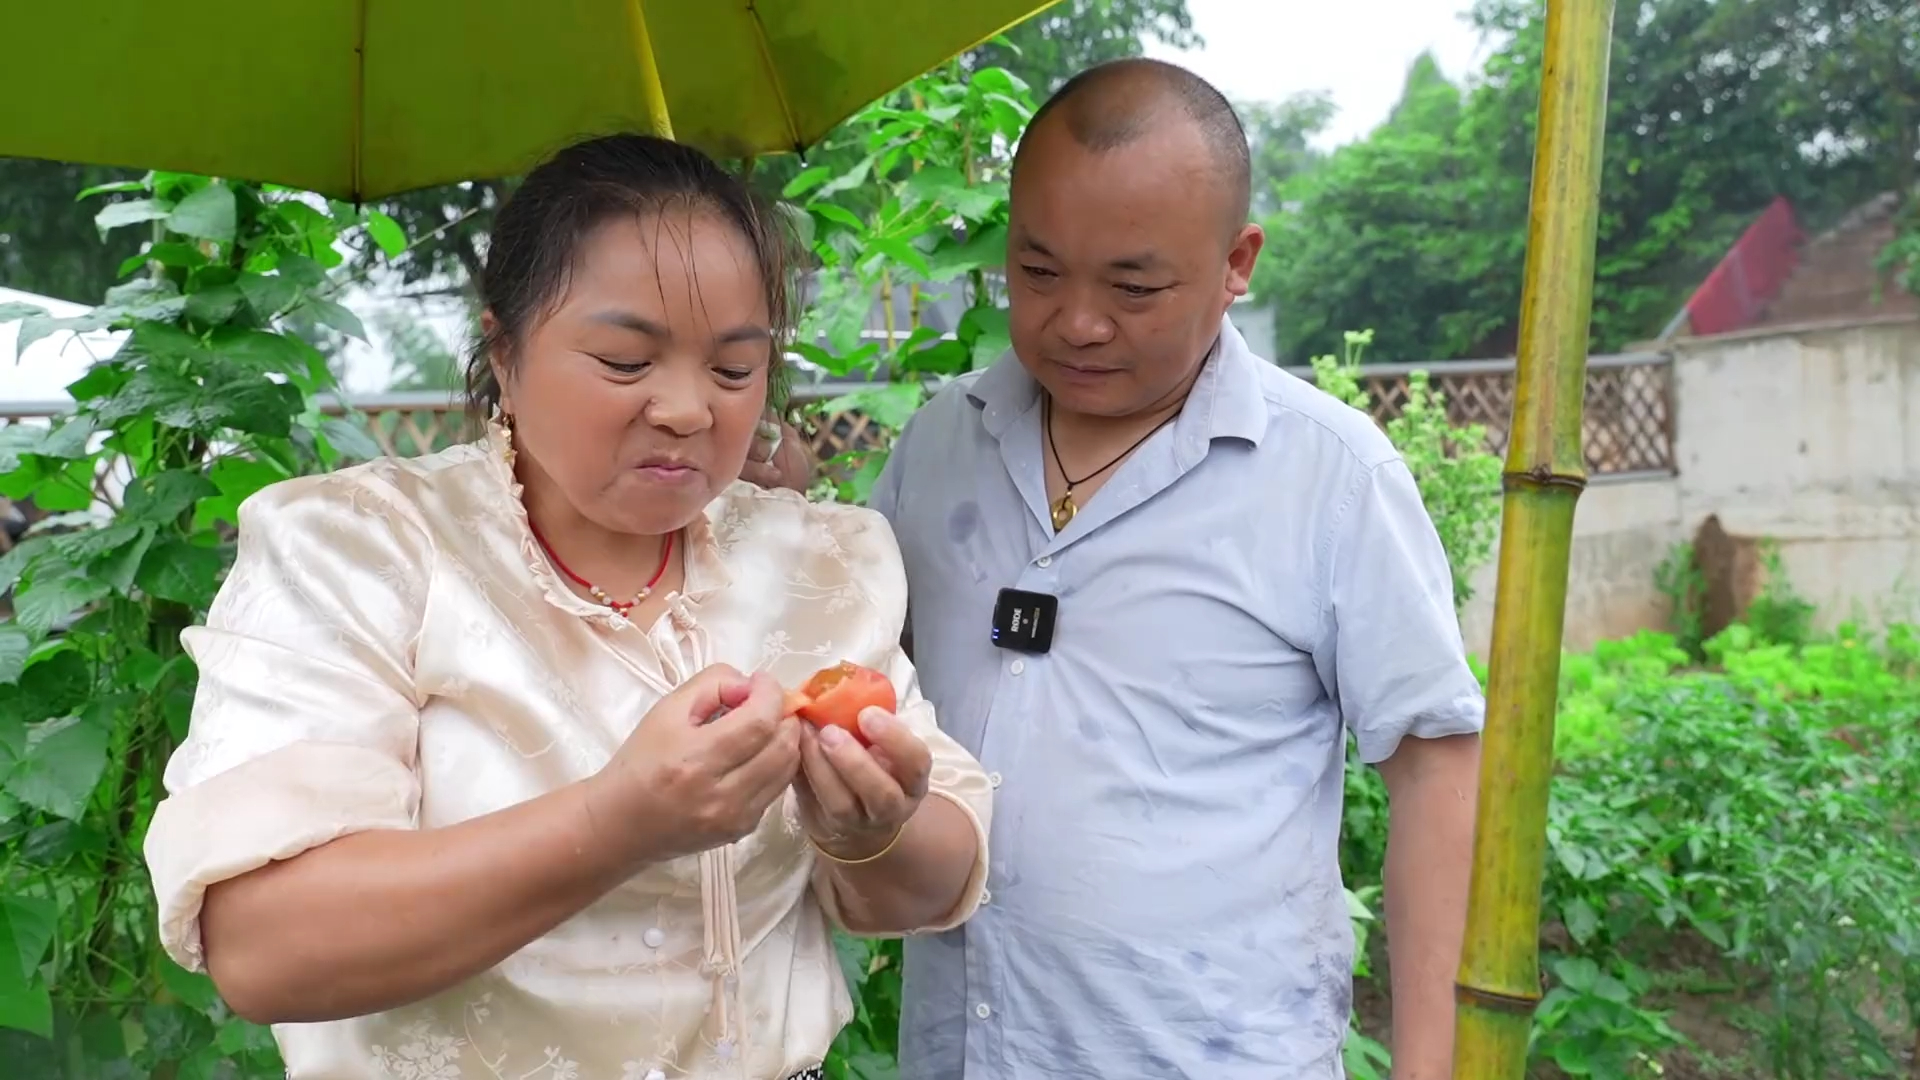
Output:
1242,92,1336,217
969,0,1199,98
1256,54,1523,363
1256,0,1920,364
0,159,145,303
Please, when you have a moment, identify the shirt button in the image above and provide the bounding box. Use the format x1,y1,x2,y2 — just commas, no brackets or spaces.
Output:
1036,555,1052,568
642,927,665,948
988,771,1003,788
980,887,992,906
1010,659,1025,675
975,1003,993,1019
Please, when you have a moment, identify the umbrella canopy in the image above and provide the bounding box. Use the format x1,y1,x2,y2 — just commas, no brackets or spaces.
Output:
2,1,1056,201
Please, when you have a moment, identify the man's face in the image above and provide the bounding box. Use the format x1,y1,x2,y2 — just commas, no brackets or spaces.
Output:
1005,119,1263,419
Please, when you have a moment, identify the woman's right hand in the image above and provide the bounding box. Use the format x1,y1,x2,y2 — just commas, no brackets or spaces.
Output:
584,663,803,868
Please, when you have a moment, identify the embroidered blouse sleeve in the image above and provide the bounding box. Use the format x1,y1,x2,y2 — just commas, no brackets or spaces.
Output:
805,506,993,937
142,471,434,973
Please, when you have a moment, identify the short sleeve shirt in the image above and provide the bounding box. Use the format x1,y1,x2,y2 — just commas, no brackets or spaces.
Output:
869,315,1485,1080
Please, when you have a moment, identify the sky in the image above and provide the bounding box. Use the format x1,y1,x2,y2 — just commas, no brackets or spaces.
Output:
1142,0,1489,150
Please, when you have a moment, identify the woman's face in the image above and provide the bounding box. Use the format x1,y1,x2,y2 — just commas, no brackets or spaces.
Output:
494,210,773,537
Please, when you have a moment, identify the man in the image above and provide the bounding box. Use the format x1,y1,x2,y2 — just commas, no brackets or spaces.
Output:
765,58,1483,1079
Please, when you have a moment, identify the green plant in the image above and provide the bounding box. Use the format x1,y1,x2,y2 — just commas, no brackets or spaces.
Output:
825,936,904,1080
1342,885,1393,1080
1309,329,1502,610
1742,539,1816,648
784,55,1035,504
0,172,399,1075
1530,955,1688,1078
1653,539,1707,659
1337,593,1920,1078
1875,198,1920,298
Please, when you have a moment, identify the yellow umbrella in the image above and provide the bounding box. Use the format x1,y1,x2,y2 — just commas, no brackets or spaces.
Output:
0,1,1057,201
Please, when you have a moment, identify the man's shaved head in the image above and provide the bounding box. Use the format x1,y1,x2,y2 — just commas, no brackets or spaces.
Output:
1014,57,1252,229
1002,57,1265,424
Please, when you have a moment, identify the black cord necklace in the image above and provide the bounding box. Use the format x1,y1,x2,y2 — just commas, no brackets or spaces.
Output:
1044,395,1178,532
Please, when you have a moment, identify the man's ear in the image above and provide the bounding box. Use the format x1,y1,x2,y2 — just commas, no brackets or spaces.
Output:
1224,223,1265,298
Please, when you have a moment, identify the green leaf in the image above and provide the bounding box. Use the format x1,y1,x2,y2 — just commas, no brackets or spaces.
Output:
925,224,1008,281
810,203,868,235
959,306,1010,371
0,628,28,685
5,706,112,820
364,210,407,258
13,312,112,356
160,958,222,1012
145,241,212,270
213,326,319,379
5,650,91,725
143,1003,215,1063
32,415,97,462
22,459,99,513
275,253,327,288
19,819,108,866
185,284,246,327
93,529,156,596
1562,896,1600,945
896,338,968,377
865,237,932,280
901,166,1003,221
0,417,94,473
136,538,227,608
0,302,46,323
198,457,290,528
95,198,173,233
94,365,302,438
833,932,872,997
783,166,835,199
12,570,110,636
321,416,385,461
167,183,238,243
234,272,299,320
0,895,56,1037
305,296,368,341
822,382,925,430
122,470,218,527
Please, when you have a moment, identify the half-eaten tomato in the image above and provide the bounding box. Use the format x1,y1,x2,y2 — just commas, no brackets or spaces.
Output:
783,661,896,745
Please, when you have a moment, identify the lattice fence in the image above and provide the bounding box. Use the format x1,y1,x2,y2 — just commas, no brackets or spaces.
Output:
1330,354,1674,476
0,353,1677,513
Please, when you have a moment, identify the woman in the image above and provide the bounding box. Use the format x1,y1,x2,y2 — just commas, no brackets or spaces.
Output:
142,134,992,1080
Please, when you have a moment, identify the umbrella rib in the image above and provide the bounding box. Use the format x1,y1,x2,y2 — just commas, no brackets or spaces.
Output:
743,2,804,152
349,0,368,203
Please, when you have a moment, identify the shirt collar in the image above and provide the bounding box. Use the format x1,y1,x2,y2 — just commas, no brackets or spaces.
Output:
966,313,1270,448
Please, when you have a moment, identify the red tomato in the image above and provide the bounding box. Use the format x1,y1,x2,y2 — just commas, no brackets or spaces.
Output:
783,661,896,745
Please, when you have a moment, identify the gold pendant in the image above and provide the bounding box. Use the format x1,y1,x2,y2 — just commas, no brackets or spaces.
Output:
1050,492,1078,532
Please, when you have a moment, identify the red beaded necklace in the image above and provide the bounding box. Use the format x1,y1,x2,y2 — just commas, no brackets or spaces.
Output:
526,519,675,617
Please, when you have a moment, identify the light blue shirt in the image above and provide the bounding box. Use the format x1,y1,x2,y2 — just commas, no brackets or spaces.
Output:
869,316,1486,1079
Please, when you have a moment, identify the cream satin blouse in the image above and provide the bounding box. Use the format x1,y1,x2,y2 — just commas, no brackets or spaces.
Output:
142,427,993,1080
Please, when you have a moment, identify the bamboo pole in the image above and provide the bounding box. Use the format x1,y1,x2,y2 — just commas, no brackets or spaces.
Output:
630,0,675,139
1451,0,1616,1076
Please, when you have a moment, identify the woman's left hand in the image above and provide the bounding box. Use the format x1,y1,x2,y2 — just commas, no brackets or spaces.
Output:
795,708,932,862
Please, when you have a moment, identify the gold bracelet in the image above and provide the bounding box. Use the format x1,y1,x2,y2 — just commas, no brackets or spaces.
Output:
810,824,906,866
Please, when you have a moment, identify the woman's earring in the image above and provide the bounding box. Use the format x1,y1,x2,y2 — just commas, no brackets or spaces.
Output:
496,408,517,468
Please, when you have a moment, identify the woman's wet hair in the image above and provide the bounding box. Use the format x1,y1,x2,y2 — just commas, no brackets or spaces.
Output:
464,133,799,420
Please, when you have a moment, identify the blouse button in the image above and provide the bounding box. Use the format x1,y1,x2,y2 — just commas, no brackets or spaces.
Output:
642,927,665,948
